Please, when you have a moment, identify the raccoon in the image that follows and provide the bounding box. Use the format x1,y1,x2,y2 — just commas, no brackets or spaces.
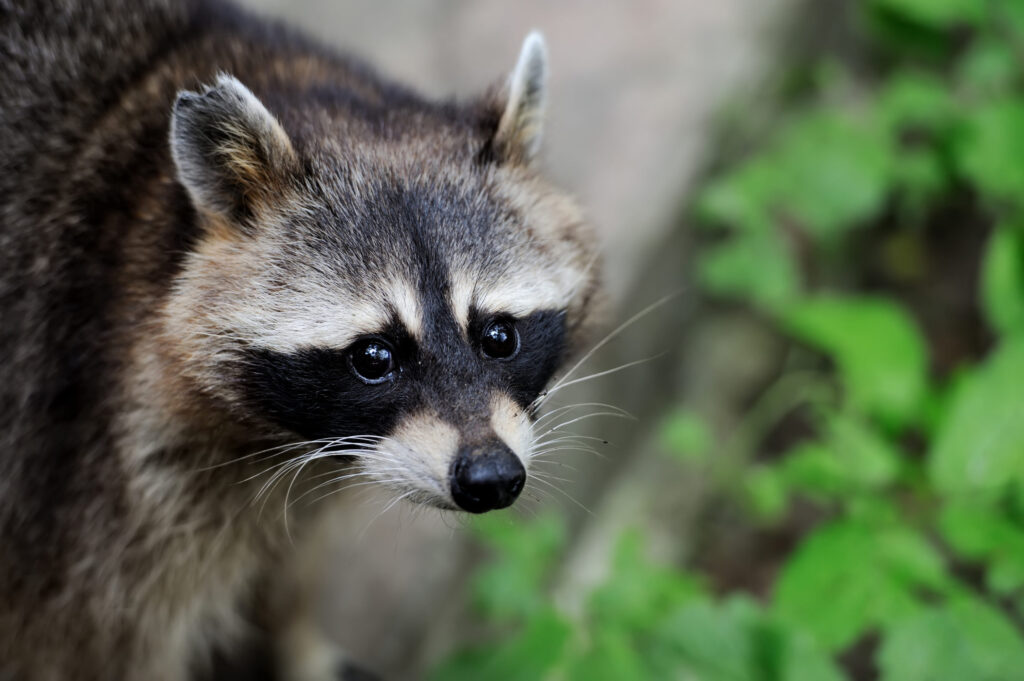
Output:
0,0,601,679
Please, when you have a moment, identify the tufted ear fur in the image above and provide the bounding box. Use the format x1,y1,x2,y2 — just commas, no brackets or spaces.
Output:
490,31,548,164
170,74,297,223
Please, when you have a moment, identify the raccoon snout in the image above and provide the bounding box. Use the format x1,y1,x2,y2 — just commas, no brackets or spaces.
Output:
449,441,526,513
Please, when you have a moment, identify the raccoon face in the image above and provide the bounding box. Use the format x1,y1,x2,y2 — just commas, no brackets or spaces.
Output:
166,34,600,513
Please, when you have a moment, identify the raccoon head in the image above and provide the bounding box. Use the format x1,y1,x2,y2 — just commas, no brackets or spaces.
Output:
165,34,600,513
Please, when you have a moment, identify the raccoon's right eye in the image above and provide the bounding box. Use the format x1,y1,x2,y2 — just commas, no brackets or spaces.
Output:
348,338,396,384
480,319,520,359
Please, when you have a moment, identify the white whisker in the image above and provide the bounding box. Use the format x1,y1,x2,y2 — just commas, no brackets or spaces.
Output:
533,293,679,410
541,354,664,403
528,474,593,516
358,490,416,541
533,402,634,429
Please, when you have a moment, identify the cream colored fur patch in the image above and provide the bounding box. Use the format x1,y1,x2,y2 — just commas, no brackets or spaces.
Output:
490,392,531,462
366,411,460,503
171,233,424,355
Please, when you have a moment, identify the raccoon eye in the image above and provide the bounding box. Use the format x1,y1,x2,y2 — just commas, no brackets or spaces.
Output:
481,319,519,359
348,338,395,384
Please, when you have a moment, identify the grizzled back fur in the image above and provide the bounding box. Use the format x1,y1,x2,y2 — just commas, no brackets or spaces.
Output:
0,1,601,679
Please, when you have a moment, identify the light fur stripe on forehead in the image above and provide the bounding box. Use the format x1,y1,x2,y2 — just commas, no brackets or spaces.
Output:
386,279,423,340
449,264,580,330
228,276,423,353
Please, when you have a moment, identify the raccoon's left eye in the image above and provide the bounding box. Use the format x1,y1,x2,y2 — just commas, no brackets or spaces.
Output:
348,338,396,384
481,319,520,359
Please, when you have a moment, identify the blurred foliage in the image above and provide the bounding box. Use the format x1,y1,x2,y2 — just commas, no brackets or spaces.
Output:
433,0,1024,678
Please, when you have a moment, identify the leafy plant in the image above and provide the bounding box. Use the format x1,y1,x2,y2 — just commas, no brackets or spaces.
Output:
432,0,1024,678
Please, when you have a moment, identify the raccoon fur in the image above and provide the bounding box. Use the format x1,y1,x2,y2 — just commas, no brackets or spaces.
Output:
0,1,601,679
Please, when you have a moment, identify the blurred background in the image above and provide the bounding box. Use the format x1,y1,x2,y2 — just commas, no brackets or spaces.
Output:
241,1,1024,679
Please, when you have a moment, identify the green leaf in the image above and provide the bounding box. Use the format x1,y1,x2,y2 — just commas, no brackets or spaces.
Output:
981,223,1024,336
1003,0,1024,40
939,501,1007,558
697,158,778,234
653,596,846,681
589,531,702,634
956,38,1020,97
661,408,713,463
564,631,649,681
699,109,892,239
930,338,1024,494
917,365,971,437
955,99,1024,203
878,596,1024,681
774,519,948,650
469,513,565,620
870,0,985,29
776,630,847,681
826,411,903,487
780,296,928,425
429,608,572,681
780,412,903,503
657,596,764,681
892,148,948,209
698,232,800,309
770,111,893,237
781,442,850,499
876,72,955,133
939,501,1024,594
744,466,790,522
874,74,953,209
988,556,1024,595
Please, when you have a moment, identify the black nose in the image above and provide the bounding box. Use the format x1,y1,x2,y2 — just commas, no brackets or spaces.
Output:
449,442,526,513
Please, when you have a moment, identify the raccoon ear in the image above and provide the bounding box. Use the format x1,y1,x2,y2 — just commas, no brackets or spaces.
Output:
489,31,548,164
170,74,297,222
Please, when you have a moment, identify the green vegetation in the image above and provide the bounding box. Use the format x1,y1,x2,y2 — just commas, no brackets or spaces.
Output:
433,0,1024,677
